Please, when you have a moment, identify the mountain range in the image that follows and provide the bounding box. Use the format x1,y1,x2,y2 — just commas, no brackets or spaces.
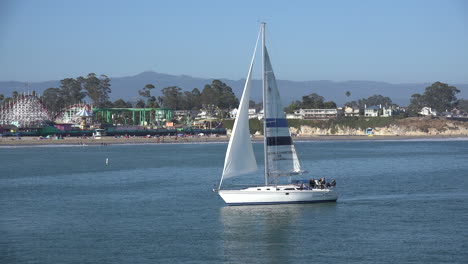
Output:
1,71,467,106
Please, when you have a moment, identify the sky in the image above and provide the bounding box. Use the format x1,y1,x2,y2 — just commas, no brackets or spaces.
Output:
0,0,467,83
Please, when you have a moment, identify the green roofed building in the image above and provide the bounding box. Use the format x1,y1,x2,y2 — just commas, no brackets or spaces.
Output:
92,108,173,126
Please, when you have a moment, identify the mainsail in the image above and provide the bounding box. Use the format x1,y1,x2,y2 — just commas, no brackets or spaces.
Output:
219,32,260,186
263,47,302,179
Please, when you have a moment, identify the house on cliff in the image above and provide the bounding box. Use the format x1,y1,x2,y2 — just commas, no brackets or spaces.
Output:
419,107,438,116
365,105,396,117
293,108,343,120
365,106,380,117
344,106,360,117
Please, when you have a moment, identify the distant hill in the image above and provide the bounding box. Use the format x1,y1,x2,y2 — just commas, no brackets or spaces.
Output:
1,71,467,106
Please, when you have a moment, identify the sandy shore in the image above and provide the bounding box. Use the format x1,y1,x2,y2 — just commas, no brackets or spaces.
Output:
1,134,467,146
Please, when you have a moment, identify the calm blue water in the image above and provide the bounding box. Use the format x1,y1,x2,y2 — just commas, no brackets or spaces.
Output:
1,140,467,264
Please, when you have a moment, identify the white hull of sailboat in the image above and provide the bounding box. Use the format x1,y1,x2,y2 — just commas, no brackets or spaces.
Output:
218,186,338,206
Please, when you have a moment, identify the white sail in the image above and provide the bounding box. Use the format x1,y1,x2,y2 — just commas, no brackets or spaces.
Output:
263,47,302,178
219,33,260,185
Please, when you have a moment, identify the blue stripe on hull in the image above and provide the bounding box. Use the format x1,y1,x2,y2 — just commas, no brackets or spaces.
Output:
226,199,338,206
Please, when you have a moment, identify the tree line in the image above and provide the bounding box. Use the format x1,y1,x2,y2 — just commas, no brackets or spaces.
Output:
153,80,238,110
284,82,467,116
118,79,239,112
0,74,239,115
1,77,466,117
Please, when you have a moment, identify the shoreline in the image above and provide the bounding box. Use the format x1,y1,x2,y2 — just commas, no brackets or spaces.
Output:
1,134,468,147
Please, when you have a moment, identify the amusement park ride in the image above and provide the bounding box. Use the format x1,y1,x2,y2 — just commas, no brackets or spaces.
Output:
0,94,225,136
0,94,171,128
0,94,50,128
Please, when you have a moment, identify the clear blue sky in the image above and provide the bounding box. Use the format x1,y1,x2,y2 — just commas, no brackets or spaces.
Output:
1,0,467,83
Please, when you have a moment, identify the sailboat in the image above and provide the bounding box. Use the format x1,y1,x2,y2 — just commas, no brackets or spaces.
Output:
215,23,338,205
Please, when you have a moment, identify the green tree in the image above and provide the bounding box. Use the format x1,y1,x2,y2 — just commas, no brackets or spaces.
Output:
323,101,337,108
80,73,111,107
135,99,146,108
408,82,460,114
421,82,459,112
138,84,155,98
456,99,468,112
347,94,394,109
113,99,132,108
181,91,194,110
200,80,238,109
285,93,337,112
59,78,86,105
302,93,325,108
41,87,63,114
158,86,183,109
200,85,216,107
362,94,393,108
407,93,424,116
138,84,159,108
191,88,202,108
285,100,302,113
180,88,202,110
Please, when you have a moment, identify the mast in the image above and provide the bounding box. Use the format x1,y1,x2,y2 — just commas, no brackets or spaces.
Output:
261,22,269,186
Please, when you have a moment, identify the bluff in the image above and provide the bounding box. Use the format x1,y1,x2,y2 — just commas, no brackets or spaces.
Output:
291,118,468,136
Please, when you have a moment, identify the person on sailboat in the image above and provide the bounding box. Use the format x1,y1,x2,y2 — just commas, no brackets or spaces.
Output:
309,178,316,189
326,179,336,188
319,178,326,189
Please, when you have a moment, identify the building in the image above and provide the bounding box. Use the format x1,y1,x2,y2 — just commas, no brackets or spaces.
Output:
364,106,380,117
381,107,393,117
419,107,438,116
229,108,259,119
294,109,340,120
344,106,360,117
173,110,198,120
286,113,301,119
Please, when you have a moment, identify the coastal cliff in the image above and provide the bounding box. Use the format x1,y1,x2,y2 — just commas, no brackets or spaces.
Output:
291,118,468,136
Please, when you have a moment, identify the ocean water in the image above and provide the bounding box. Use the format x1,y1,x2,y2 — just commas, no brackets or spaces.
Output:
1,139,467,264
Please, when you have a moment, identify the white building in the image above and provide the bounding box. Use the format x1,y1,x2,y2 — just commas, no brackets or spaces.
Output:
364,106,380,117
344,106,360,117
173,110,198,120
286,113,302,119
381,107,393,117
294,109,340,120
229,108,259,119
419,107,438,116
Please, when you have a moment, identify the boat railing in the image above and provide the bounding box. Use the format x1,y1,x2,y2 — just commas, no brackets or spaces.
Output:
222,183,336,190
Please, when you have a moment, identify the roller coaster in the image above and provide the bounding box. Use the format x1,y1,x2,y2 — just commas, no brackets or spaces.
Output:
0,95,51,127
53,104,91,124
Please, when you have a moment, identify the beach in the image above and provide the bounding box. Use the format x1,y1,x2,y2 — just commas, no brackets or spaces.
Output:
1,134,467,146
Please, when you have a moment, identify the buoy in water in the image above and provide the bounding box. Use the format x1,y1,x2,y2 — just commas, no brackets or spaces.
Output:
106,158,109,166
